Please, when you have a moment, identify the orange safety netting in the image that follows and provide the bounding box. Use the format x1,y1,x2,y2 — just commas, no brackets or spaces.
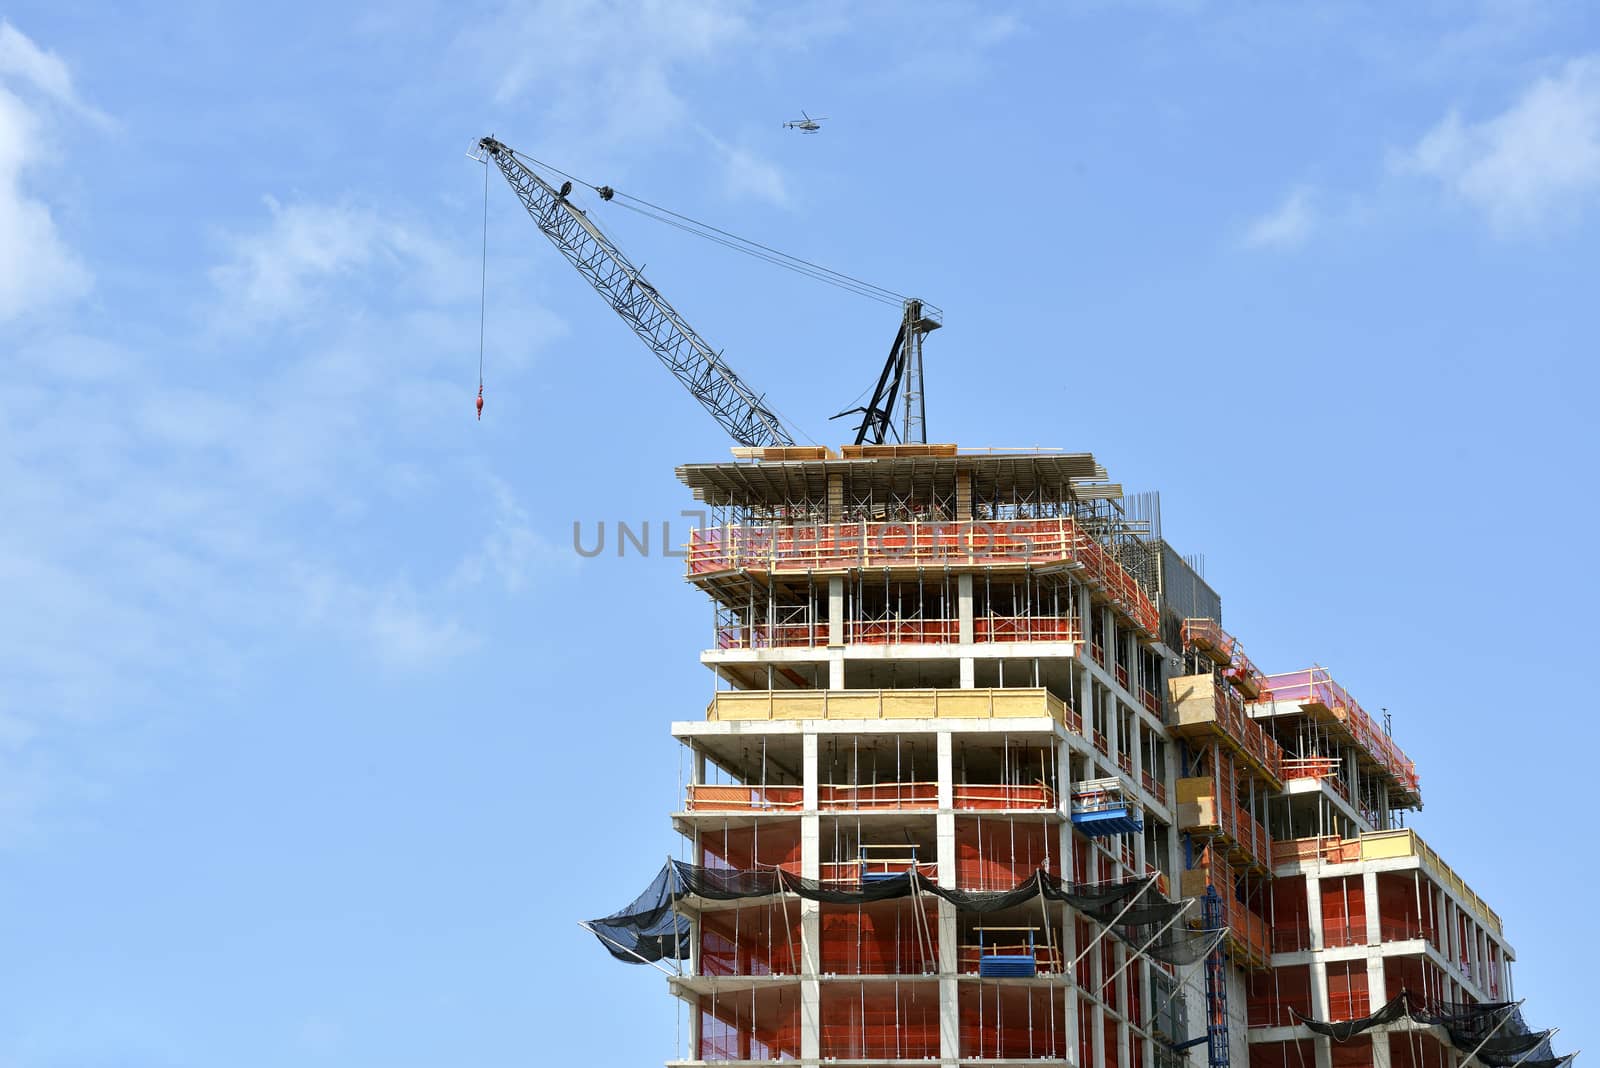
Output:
818,982,941,1060
1249,1039,1318,1068
698,984,801,1060
975,614,1083,642
1192,753,1274,872
1320,874,1368,948
699,823,801,873
959,983,1072,1060
688,519,1160,636
1389,1031,1456,1068
848,617,960,643
1258,667,1421,801
1202,681,1286,787
700,902,800,976
1191,848,1271,966
1324,958,1372,1021
1246,963,1312,1028
1181,617,1267,698
687,784,804,812
820,901,942,974
956,819,1060,890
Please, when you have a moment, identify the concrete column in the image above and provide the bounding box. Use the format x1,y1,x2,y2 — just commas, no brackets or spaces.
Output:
960,657,975,688
958,573,974,644
937,731,959,1060
800,733,821,1061
1364,871,1382,947
827,576,844,646
1106,696,1121,769
1367,953,1388,1013
1131,721,1145,790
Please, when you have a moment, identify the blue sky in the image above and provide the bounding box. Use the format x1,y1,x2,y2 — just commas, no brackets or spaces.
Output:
1,2,1597,1065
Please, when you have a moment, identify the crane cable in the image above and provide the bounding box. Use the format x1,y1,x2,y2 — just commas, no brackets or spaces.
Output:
503,145,925,314
476,157,489,420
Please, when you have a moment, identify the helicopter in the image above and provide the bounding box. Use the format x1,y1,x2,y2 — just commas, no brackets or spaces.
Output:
783,111,826,133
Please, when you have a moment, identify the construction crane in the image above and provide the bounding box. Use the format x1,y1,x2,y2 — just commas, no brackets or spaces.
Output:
476,136,794,447
476,136,939,448
832,298,941,446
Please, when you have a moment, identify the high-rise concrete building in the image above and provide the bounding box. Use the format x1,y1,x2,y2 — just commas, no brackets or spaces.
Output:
591,442,1559,1068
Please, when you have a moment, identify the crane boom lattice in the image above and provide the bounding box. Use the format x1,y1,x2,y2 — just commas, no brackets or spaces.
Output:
478,136,795,447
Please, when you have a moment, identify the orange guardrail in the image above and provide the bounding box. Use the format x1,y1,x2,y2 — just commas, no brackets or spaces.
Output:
687,784,805,811
819,782,938,810
715,622,822,649
1174,677,1285,789
953,783,1057,810
688,520,1159,637
1140,769,1168,807
1181,618,1267,698
1258,668,1420,802
1270,835,1361,866
974,615,1082,643
1206,788,1273,873
849,618,960,644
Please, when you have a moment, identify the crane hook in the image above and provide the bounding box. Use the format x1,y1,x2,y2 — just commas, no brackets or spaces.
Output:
476,382,484,421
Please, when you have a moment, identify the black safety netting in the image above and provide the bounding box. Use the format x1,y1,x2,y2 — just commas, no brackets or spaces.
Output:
586,861,1219,967
587,861,692,963
1293,993,1572,1068
1415,1000,1564,1068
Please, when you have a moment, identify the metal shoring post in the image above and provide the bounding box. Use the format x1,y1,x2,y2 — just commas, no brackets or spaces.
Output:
1097,898,1197,998
1071,872,1162,969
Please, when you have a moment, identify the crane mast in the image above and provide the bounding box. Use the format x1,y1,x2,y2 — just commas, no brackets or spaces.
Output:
477,137,794,448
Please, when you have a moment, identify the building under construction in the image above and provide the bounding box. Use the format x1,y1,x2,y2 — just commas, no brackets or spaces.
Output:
588,442,1567,1068
469,136,1570,1068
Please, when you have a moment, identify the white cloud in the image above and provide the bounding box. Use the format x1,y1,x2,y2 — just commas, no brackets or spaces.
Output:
469,0,748,150
209,197,469,325
0,20,98,116
0,22,94,321
1395,55,1600,233
0,188,560,841
703,130,789,207
450,476,562,594
1244,186,1317,249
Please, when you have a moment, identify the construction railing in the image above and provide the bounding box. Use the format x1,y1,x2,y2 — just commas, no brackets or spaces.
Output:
708,687,1079,732
957,939,1065,974
1184,856,1271,968
1257,668,1421,803
1168,675,1286,789
1320,918,1368,949
1360,829,1501,937
1140,769,1169,807
1282,756,1352,805
819,856,939,888
688,520,1160,636
1270,836,1362,866
716,614,1080,649
1181,618,1267,699
847,618,959,644
1178,784,1273,874
818,782,938,810
974,614,1082,643
952,783,1057,810
1267,832,1501,938
715,621,822,649
688,784,805,811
